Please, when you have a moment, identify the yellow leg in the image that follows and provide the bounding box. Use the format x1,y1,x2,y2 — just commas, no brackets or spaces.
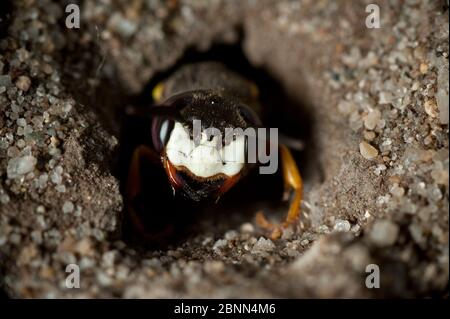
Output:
256,144,303,240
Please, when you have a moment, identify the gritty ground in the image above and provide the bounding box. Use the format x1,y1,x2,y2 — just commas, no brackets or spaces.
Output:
0,0,448,298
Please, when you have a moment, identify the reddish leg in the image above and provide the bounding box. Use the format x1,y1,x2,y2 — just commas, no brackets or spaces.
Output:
126,145,173,241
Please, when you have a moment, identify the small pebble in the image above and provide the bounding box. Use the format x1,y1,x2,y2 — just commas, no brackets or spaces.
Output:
7,155,37,179
252,237,275,254
281,226,294,240
97,272,113,286
0,193,10,204
240,222,254,233
62,201,74,213
7,146,20,157
30,230,43,245
351,224,361,233
109,14,138,37
431,168,449,185
374,164,387,175
300,239,310,246
379,91,393,104
50,171,62,184
363,130,376,141
212,239,227,251
16,139,26,148
317,225,330,234
9,233,21,245
359,141,379,160
409,223,425,246
76,238,93,256
224,230,238,240
41,63,53,75
204,260,225,274
370,219,399,247
364,109,381,130
419,62,428,74
390,183,405,197
424,98,438,118
15,75,31,91
16,118,27,127
0,75,12,87
333,219,351,232
56,184,66,193
337,100,357,115
38,174,48,188
36,205,46,214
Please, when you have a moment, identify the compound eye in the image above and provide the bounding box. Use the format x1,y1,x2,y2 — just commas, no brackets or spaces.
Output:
239,104,261,126
151,118,174,152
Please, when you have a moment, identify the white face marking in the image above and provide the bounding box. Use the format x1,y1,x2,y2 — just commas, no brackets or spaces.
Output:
165,122,245,178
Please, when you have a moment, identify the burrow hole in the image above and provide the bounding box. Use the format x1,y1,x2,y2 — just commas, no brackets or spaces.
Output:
116,38,321,249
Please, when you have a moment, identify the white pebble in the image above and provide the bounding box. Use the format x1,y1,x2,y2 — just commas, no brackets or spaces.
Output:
224,230,238,240
379,91,394,104
333,219,351,232
409,223,424,246
240,222,254,233
62,201,74,214
16,118,27,127
7,155,37,179
252,237,275,254
50,171,62,184
338,100,357,115
0,193,10,204
370,219,399,247
56,184,66,193
390,183,405,197
364,109,381,130
212,239,227,251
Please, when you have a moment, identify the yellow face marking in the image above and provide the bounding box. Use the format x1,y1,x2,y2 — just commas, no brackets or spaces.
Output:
152,82,164,102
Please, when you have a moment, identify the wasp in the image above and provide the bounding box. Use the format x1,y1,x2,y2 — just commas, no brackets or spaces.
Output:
126,62,303,240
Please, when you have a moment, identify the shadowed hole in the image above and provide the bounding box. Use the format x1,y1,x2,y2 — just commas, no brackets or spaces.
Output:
117,38,321,249
0,0,13,39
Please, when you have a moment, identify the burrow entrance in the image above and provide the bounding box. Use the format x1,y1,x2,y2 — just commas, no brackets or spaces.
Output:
116,39,322,249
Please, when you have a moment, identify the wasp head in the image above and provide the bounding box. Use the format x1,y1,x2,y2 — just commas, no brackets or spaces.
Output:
151,90,261,201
